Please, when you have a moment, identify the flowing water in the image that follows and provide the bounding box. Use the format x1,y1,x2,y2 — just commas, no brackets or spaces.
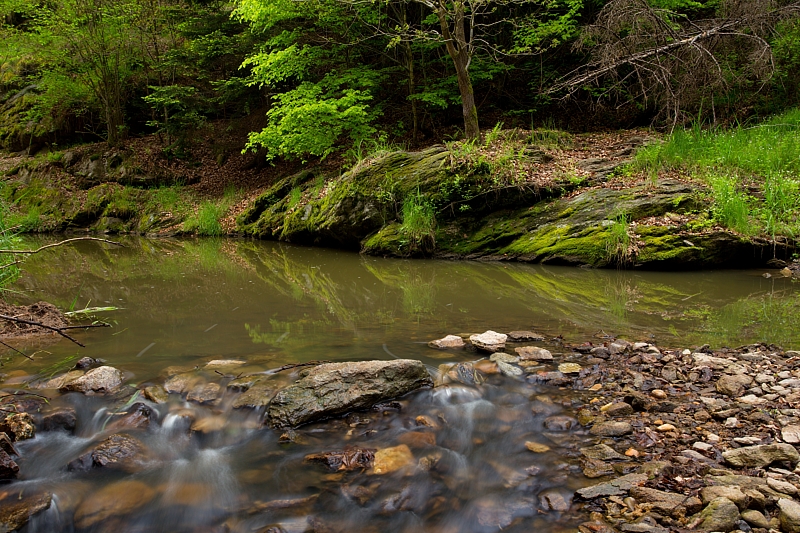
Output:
2,237,799,533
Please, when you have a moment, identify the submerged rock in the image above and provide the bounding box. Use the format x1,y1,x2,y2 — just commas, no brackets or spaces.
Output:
68,433,149,472
515,346,553,361
266,359,432,428
39,407,77,433
106,403,158,431
508,331,545,341
0,490,51,531
305,447,376,471
73,480,156,530
232,380,277,409
469,331,507,352
143,385,169,404
372,444,414,475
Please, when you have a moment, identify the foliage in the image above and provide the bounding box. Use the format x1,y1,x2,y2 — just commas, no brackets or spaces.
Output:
605,212,634,266
400,191,436,254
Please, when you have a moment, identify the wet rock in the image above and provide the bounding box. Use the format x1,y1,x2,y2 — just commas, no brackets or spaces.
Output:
39,407,77,433
186,382,221,404
778,498,800,533
372,444,414,475
74,357,99,370
164,372,201,394
397,431,436,448
558,362,582,374
469,331,507,352
267,359,432,428
582,459,614,478
544,415,578,431
68,433,149,472
107,403,157,431
716,374,754,397
580,444,626,461
575,473,647,499
232,380,277,409
190,416,226,434
0,413,34,440
590,421,632,437
143,385,169,403
508,331,544,341
539,489,571,511
0,448,19,479
73,480,156,530
496,360,523,377
515,346,553,361
0,490,51,531
490,352,518,364
428,335,465,349
305,447,376,471
441,361,485,386
60,366,123,393
38,370,84,389
525,441,550,453
722,443,800,467
204,359,246,368
629,486,703,516
690,497,740,532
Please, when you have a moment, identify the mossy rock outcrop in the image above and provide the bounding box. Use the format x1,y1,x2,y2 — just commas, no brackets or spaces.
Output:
237,148,792,269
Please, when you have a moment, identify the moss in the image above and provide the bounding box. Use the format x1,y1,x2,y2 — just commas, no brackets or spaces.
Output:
501,223,610,266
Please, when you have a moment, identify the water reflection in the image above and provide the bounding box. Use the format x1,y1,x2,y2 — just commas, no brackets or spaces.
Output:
3,237,799,532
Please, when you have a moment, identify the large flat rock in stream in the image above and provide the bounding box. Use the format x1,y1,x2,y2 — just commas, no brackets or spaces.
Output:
266,359,433,428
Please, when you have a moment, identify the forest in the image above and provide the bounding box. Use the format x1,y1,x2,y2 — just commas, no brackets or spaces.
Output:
1,0,799,158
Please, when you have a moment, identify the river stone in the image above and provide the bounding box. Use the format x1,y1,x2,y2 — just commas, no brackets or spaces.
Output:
690,497,740,532
515,346,553,361
39,369,84,389
539,489,571,511
716,374,754,397
508,331,545,341
0,413,34,441
68,433,149,472
490,353,519,364
768,477,798,495
700,486,748,509
558,362,581,374
39,407,77,433
233,380,277,410
428,335,465,349
266,359,432,428
60,366,122,393
580,444,626,461
0,490,51,531
496,360,523,377
544,415,578,432
629,486,703,516
469,331,507,352
526,441,551,453
605,402,634,417
782,425,800,444
741,509,770,529
372,444,414,475
722,443,800,467
779,498,800,533
107,403,157,431
590,421,632,437
0,448,19,479
74,480,156,529
186,382,221,404
575,473,647,499
164,372,200,394
143,385,169,404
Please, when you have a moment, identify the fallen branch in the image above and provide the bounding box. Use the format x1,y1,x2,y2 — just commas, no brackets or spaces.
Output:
0,237,123,270
0,314,108,347
0,340,32,360
270,360,333,373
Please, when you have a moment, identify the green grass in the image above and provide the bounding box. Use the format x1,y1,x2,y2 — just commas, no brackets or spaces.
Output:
633,108,800,237
184,200,226,236
400,191,436,253
605,212,634,266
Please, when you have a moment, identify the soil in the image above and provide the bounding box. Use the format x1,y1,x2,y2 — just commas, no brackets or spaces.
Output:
0,301,69,339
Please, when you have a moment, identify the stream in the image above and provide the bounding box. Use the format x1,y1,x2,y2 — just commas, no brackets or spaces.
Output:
2,237,799,533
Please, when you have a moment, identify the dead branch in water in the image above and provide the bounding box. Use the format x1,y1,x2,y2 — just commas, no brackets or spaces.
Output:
0,237,123,269
0,314,109,347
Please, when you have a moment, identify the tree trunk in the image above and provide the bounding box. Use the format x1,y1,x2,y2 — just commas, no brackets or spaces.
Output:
436,1,480,141
453,54,479,141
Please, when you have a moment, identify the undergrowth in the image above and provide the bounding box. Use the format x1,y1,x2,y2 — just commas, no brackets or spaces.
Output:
605,212,635,266
400,191,436,254
183,185,242,236
633,108,800,238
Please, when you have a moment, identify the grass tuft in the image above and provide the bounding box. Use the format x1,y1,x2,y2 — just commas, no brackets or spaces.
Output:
400,191,436,254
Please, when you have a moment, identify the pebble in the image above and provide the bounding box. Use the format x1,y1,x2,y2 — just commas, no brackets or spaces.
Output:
650,389,667,399
590,421,632,437
558,362,581,374
525,442,550,453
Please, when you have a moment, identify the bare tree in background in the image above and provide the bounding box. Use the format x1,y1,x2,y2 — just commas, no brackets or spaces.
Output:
552,0,800,126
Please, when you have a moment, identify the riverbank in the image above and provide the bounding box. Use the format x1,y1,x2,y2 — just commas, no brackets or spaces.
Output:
1,121,799,269
4,323,800,532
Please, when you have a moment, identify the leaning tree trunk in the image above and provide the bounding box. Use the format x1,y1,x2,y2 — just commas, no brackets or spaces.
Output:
437,0,480,141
